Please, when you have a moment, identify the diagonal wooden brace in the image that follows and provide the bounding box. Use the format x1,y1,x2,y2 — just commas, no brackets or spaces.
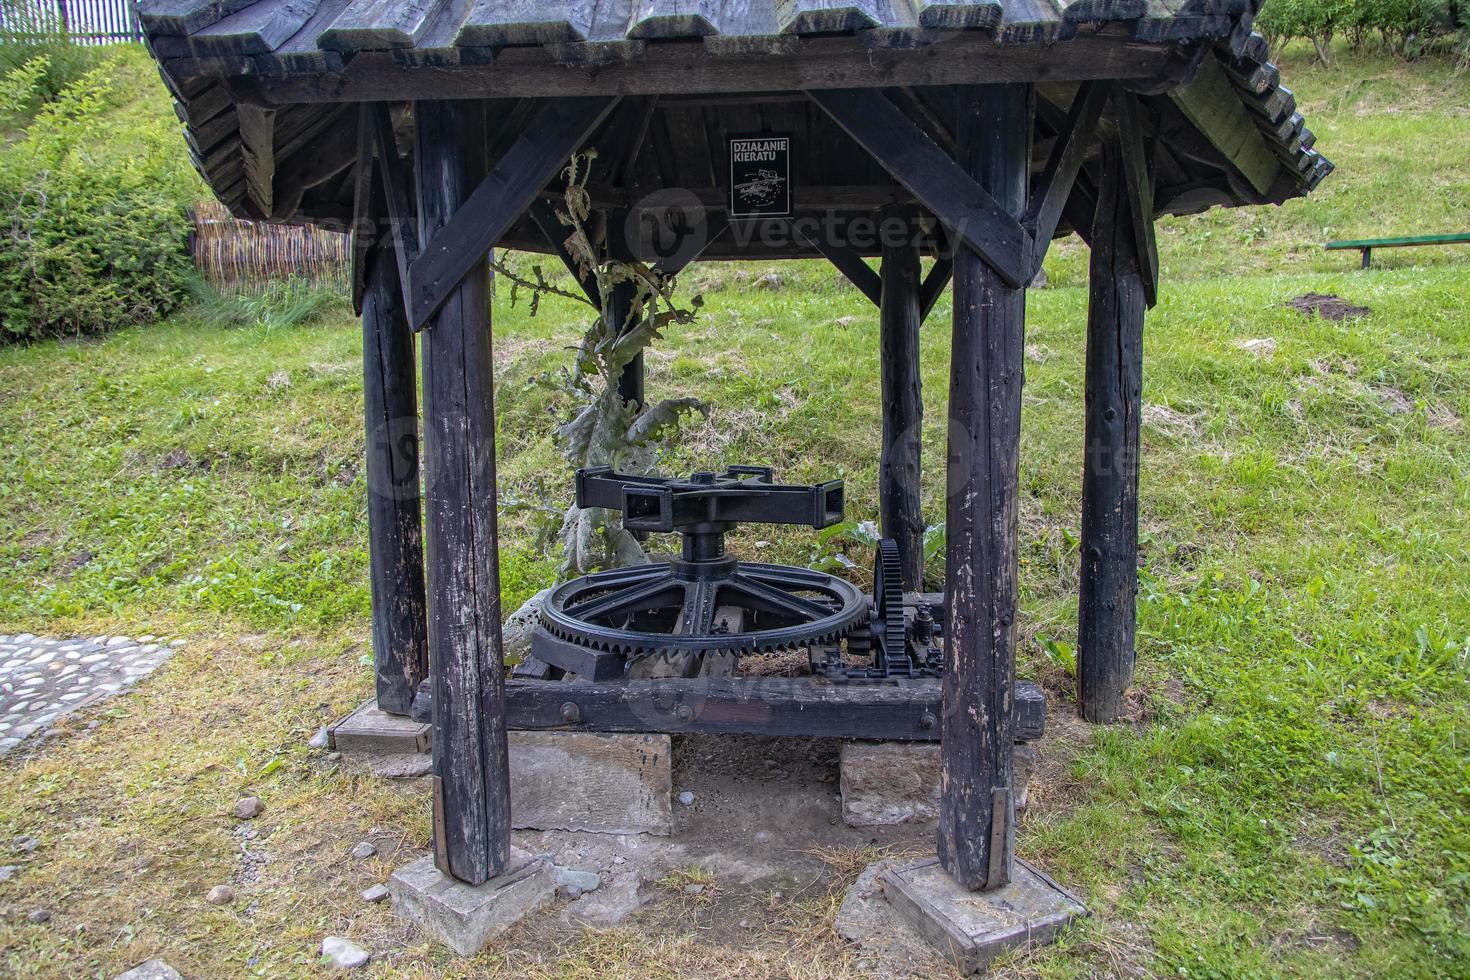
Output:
407,96,620,331
1114,92,1159,307
807,88,1032,289
1024,81,1108,276
371,103,421,327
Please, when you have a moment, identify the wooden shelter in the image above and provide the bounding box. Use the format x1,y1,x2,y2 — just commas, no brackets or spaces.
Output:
140,0,1329,894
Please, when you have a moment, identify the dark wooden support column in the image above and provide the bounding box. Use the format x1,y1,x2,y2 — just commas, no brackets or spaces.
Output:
610,280,644,409
938,83,1032,893
415,99,510,885
1078,139,1147,724
878,209,924,590
362,240,429,715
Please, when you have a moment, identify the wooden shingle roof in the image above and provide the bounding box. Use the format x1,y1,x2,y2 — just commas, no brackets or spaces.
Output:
139,0,1330,256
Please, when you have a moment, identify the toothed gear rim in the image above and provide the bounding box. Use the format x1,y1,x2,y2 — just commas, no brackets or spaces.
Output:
541,561,868,656
872,539,907,658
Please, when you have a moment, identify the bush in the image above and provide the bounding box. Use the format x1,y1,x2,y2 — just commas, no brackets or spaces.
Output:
0,1,104,108
0,49,202,341
1257,0,1467,61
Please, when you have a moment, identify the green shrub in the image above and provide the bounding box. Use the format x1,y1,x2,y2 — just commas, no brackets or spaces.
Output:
1258,0,1466,61
0,1,104,109
0,49,202,341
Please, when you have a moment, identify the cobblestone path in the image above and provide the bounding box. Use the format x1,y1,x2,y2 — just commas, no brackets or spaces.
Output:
0,634,180,755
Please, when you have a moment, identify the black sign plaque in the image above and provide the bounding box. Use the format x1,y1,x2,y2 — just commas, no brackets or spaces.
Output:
729,135,792,218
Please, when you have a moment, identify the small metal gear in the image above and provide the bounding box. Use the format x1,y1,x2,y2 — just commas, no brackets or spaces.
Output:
871,538,907,664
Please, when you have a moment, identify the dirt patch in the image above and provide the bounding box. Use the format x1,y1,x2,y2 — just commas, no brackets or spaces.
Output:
1372,385,1413,415
1426,402,1463,431
1142,403,1202,437
1288,293,1371,321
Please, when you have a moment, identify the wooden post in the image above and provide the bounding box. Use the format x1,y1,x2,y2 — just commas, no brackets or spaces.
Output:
878,208,924,590
416,100,510,885
362,235,428,716
1078,141,1145,724
609,280,644,409
938,83,1032,893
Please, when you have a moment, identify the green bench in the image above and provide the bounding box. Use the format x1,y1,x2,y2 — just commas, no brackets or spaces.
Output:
1326,232,1470,269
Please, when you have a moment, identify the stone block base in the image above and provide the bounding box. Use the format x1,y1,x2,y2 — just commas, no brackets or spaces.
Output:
510,732,672,836
330,700,430,756
881,857,1085,974
387,850,554,956
839,742,1037,827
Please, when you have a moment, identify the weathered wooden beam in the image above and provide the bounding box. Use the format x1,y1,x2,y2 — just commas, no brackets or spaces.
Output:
348,103,375,315
939,83,1031,894
270,105,356,220
879,212,924,590
362,233,429,717
371,102,420,322
502,677,1046,742
407,97,620,331
919,255,953,322
807,88,1033,289
416,99,510,886
242,34,1174,106
236,103,275,219
609,279,644,410
799,226,882,305
1168,55,1279,197
1078,139,1146,726
528,198,600,308
1115,93,1159,306
1024,81,1107,273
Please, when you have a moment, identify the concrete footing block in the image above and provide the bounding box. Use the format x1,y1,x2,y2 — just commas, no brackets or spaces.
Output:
510,732,672,836
387,850,554,956
880,857,1086,974
839,742,1037,827
330,700,430,756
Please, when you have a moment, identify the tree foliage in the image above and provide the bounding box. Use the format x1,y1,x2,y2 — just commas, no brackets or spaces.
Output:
1257,0,1467,62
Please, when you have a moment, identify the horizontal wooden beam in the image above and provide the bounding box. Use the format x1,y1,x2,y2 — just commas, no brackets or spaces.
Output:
808,88,1033,288
240,35,1175,106
451,677,1049,742
407,96,619,331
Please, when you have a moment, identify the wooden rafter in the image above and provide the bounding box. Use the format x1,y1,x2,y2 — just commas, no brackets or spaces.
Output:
807,88,1033,289
407,97,620,331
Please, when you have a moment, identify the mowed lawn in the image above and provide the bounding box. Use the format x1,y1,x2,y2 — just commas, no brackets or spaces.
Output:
0,47,1467,978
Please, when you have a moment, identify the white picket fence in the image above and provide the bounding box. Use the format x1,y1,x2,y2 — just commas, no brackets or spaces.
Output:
0,0,143,45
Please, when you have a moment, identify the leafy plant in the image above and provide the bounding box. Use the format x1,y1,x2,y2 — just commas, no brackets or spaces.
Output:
499,151,708,578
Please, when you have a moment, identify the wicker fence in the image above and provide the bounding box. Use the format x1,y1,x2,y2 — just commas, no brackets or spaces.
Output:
191,200,351,294
0,0,142,44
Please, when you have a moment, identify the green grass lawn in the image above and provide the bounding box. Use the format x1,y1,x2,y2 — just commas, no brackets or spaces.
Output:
0,45,1467,980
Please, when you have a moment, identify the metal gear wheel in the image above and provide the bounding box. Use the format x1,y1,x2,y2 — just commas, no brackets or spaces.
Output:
540,560,868,657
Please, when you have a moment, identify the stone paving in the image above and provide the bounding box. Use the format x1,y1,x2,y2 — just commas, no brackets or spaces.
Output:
0,633,181,756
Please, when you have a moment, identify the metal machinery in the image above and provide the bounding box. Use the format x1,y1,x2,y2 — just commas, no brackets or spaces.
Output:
530,466,942,684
